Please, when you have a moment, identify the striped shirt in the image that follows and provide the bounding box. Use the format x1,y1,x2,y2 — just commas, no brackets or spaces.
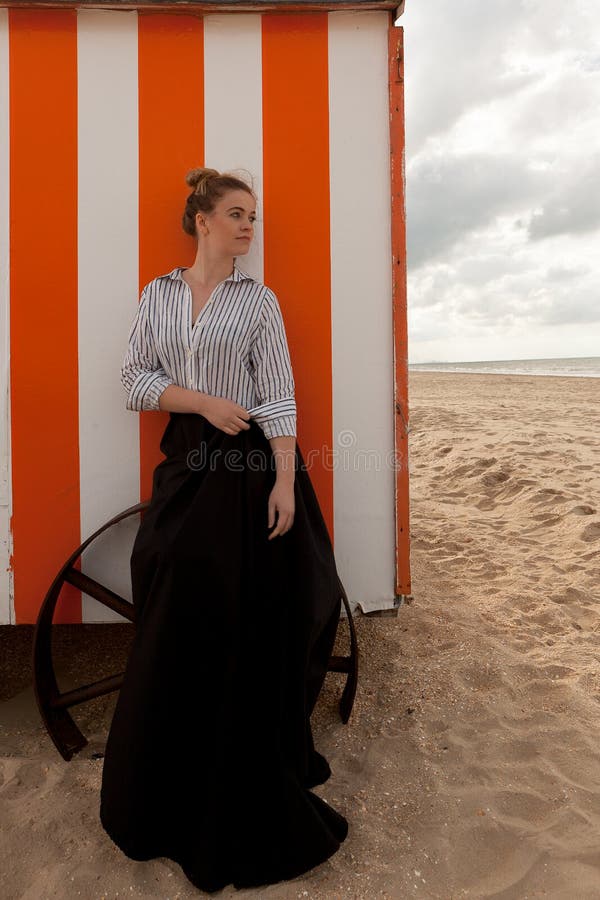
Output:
120,264,297,440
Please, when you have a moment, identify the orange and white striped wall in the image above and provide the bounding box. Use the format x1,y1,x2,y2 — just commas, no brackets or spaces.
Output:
0,5,409,625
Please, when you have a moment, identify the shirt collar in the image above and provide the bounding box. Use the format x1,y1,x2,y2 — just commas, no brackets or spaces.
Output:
166,264,254,283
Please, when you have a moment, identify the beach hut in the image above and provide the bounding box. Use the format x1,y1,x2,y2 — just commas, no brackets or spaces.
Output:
0,0,410,634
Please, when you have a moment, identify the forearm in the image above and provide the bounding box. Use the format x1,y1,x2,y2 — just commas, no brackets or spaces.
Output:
268,435,296,484
157,384,211,415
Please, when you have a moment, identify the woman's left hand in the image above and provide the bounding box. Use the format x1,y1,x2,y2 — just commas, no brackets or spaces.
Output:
267,479,295,539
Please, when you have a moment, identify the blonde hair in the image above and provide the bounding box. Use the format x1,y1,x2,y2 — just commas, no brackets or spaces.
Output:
182,167,256,237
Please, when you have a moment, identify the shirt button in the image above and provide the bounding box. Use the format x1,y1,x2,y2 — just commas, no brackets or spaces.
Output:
187,349,192,357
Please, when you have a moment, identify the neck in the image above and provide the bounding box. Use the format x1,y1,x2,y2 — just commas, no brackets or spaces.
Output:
185,250,235,285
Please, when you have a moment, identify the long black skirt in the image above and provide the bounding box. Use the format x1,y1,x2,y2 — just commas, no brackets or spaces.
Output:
99,412,349,892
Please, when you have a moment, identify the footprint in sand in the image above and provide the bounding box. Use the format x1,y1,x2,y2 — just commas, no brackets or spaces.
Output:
0,761,59,801
490,788,557,822
455,662,508,692
482,470,510,486
525,610,566,635
456,458,498,478
522,516,562,533
532,488,568,503
504,479,536,498
558,587,594,605
530,513,561,523
570,504,596,516
538,664,576,679
580,521,600,542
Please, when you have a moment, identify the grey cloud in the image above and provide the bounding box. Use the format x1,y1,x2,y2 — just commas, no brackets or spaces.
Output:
511,72,599,141
406,152,548,269
403,0,600,156
406,315,450,343
527,155,600,239
410,258,600,327
545,264,591,282
457,254,531,285
403,0,536,155
537,289,600,325
571,52,600,73
402,0,600,349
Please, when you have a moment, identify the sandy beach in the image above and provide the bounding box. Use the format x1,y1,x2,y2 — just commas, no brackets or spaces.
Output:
1,370,599,899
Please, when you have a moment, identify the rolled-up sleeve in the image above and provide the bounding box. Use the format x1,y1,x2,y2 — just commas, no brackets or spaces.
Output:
247,289,297,439
120,288,174,411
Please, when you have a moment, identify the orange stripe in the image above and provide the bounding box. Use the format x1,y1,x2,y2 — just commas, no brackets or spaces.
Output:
138,13,204,501
9,10,81,625
388,20,411,597
261,13,334,538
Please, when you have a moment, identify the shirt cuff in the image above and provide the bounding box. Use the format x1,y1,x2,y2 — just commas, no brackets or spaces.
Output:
260,415,297,440
125,372,173,411
247,398,297,439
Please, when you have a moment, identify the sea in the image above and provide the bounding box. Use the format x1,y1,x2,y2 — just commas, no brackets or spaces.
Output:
408,357,600,378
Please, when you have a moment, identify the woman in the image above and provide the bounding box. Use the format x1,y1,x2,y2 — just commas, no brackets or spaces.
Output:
99,167,349,893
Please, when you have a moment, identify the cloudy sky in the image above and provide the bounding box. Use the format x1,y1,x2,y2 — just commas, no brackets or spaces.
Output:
399,0,600,363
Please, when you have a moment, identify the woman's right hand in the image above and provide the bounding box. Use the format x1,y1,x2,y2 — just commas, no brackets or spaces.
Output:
199,395,252,435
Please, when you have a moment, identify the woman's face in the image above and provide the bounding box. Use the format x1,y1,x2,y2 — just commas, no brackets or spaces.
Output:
197,189,256,256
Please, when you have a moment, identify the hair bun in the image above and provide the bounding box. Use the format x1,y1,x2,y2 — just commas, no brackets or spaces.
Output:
181,166,257,237
185,167,220,193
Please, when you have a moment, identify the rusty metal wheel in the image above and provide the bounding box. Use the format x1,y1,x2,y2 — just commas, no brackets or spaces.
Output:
32,501,146,761
33,501,359,761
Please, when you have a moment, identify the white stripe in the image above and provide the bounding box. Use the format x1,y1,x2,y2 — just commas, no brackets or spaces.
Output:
77,10,140,623
203,14,264,283
0,10,11,624
329,11,396,614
